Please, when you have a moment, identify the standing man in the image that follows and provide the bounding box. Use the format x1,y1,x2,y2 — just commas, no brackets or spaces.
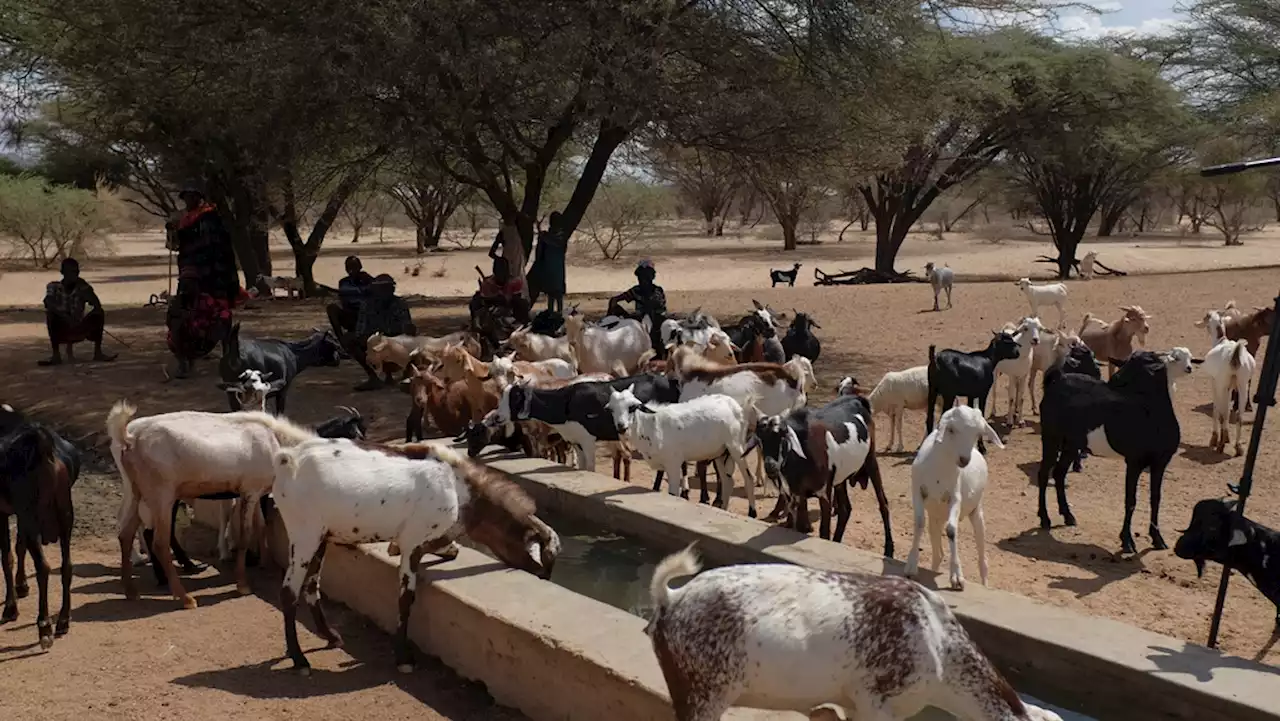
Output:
166,184,241,379
528,211,568,315
39,258,116,366
326,255,374,338
607,259,667,355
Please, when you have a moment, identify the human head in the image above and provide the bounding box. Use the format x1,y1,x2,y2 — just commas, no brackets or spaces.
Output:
345,255,363,277
370,273,396,297
635,258,656,286
178,183,204,211
60,257,80,282
548,211,563,230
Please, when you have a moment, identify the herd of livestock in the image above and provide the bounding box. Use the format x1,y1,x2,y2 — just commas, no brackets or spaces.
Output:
2,270,1279,721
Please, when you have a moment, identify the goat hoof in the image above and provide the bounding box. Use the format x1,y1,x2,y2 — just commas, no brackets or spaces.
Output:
294,663,312,677
748,508,757,519
124,586,139,601
679,490,690,500
1235,444,1244,457
325,635,345,649
884,544,895,560
1150,531,1168,551
1,605,16,623
1063,514,1077,527
237,583,252,596
950,576,965,591
181,596,199,610
55,619,69,637
15,584,29,599
39,634,53,651
1038,515,1052,530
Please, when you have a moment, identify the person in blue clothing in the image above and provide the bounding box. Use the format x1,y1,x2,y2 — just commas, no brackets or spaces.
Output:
326,255,375,338
528,211,568,314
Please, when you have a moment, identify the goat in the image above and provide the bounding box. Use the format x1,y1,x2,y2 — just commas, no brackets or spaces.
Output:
1080,251,1098,280
1054,340,1103,475
367,331,481,376
905,405,1003,590
1026,329,1087,411
770,262,802,287
865,365,937,453
404,365,492,441
645,546,1065,721
1015,278,1068,329
1037,351,1181,554
1080,306,1151,377
487,352,576,389
273,439,560,673
926,331,1022,450
608,388,755,515
1,420,80,650
925,261,954,311
505,324,576,364
219,324,342,414
754,394,893,557
466,372,612,463
988,317,1042,427
781,311,821,362
255,273,303,299
108,402,318,607
1199,318,1255,456
1202,301,1274,413
440,343,506,421
216,369,285,415
563,313,650,375
1174,498,1280,652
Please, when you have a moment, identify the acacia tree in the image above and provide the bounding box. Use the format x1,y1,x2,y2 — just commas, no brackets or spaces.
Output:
1007,46,1189,278
649,145,740,236
745,158,825,250
385,162,473,254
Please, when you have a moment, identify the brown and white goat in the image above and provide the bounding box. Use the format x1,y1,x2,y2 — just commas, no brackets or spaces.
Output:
405,366,495,441
1079,305,1151,376
107,402,317,607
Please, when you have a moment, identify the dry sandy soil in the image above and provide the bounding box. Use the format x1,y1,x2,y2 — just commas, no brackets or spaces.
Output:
0,471,527,720
1,223,1279,705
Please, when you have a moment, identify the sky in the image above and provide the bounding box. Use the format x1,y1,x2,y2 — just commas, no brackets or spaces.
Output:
1056,0,1186,38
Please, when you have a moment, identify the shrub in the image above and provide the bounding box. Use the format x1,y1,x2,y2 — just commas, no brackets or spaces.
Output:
0,174,117,267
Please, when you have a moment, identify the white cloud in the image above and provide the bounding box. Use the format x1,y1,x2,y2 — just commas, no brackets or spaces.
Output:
1056,13,1186,39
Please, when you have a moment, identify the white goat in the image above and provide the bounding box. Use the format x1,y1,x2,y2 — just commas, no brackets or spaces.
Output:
564,313,651,375
782,356,817,396
505,325,576,364
1015,278,1068,329
925,261,954,311
645,546,1065,721
989,317,1042,427
865,365,943,453
1199,311,1256,456
905,405,1004,591
1026,328,1087,411
606,387,756,516
1080,251,1098,280
108,402,317,607
255,273,303,299
487,353,576,390
272,438,560,673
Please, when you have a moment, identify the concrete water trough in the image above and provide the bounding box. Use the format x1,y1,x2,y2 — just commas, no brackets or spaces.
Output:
191,446,1280,721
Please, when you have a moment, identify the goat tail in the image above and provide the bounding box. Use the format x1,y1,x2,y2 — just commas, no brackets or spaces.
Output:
927,344,936,368
637,348,657,368
106,400,137,452
1230,339,1245,369
273,448,299,478
612,359,629,378
646,543,702,634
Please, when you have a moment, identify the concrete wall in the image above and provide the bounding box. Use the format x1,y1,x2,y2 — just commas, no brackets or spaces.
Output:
476,452,1280,721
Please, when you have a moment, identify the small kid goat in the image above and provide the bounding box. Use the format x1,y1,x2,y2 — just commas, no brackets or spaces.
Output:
769,262,802,287
925,261,954,311
1015,278,1068,329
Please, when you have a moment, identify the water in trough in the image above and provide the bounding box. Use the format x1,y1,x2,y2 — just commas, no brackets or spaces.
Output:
464,513,1094,721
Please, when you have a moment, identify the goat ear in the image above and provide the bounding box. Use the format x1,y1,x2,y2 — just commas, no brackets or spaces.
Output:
267,379,288,394
785,426,806,459
1191,358,1205,365
983,421,1005,450
751,299,764,310
637,404,656,414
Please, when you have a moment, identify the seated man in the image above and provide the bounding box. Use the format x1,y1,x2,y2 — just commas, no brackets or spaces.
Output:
326,255,374,339
39,258,116,366
469,257,531,327
607,259,667,356
343,274,416,391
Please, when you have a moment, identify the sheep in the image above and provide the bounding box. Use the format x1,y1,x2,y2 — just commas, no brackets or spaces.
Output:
753,394,892,556
506,324,577,364
926,331,1022,450
0,420,80,650
1174,498,1280,649
1080,251,1098,280
1036,351,1181,554
1079,306,1151,376
219,325,342,414
273,439,560,673
904,405,1003,590
865,365,940,453
781,311,821,362
564,313,650,375
770,262,802,287
988,317,1042,427
607,387,755,515
1200,320,1256,456
644,546,1066,721
925,261,954,311
107,402,318,607
1015,278,1068,329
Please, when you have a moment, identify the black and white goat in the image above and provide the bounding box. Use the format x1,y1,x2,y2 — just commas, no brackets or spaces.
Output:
645,546,1065,721
754,394,893,558
1037,350,1180,554
218,324,343,414
926,332,1022,449
781,311,821,362
770,262,802,287
1174,498,1280,651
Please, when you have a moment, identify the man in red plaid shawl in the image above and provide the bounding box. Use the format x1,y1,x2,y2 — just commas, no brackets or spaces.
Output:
165,184,241,378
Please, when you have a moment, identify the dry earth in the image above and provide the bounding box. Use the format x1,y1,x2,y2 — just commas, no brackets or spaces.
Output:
2,226,1279,710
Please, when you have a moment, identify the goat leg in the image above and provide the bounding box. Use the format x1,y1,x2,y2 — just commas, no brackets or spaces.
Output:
1052,448,1077,527
1148,463,1168,551
0,516,16,623
1119,462,1142,555
1036,437,1057,529
831,481,852,543
55,519,72,637
14,535,28,598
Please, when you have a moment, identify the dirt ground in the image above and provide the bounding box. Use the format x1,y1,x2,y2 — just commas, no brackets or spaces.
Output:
1,224,1278,692
0,470,527,720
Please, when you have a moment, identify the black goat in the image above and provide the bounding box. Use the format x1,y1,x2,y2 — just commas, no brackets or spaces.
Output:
218,324,342,414
753,395,893,558
140,407,368,587
782,311,821,362
459,420,532,458
770,262,802,287
1038,350,1179,554
1,419,80,650
1175,498,1280,645
926,332,1022,449
1058,342,1103,474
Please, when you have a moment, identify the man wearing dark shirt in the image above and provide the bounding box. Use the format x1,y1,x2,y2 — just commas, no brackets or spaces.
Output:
608,259,668,355
39,258,116,365
326,255,374,338
165,184,240,378
342,274,416,391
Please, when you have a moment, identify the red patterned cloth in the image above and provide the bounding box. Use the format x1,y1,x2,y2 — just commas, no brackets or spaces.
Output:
166,293,235,358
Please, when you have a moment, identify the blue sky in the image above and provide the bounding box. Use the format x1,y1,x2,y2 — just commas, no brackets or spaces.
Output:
1057,0,1186,38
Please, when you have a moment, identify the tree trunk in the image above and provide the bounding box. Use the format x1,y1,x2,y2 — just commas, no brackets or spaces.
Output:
1273,196,1280,223
858,209,869,231
351,224,362,243
296,251,319,294
702,207,716,236
415,225,428,254
780,217,799,251
714,217,725,236
208,182,262,291
1097,201,1125,237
